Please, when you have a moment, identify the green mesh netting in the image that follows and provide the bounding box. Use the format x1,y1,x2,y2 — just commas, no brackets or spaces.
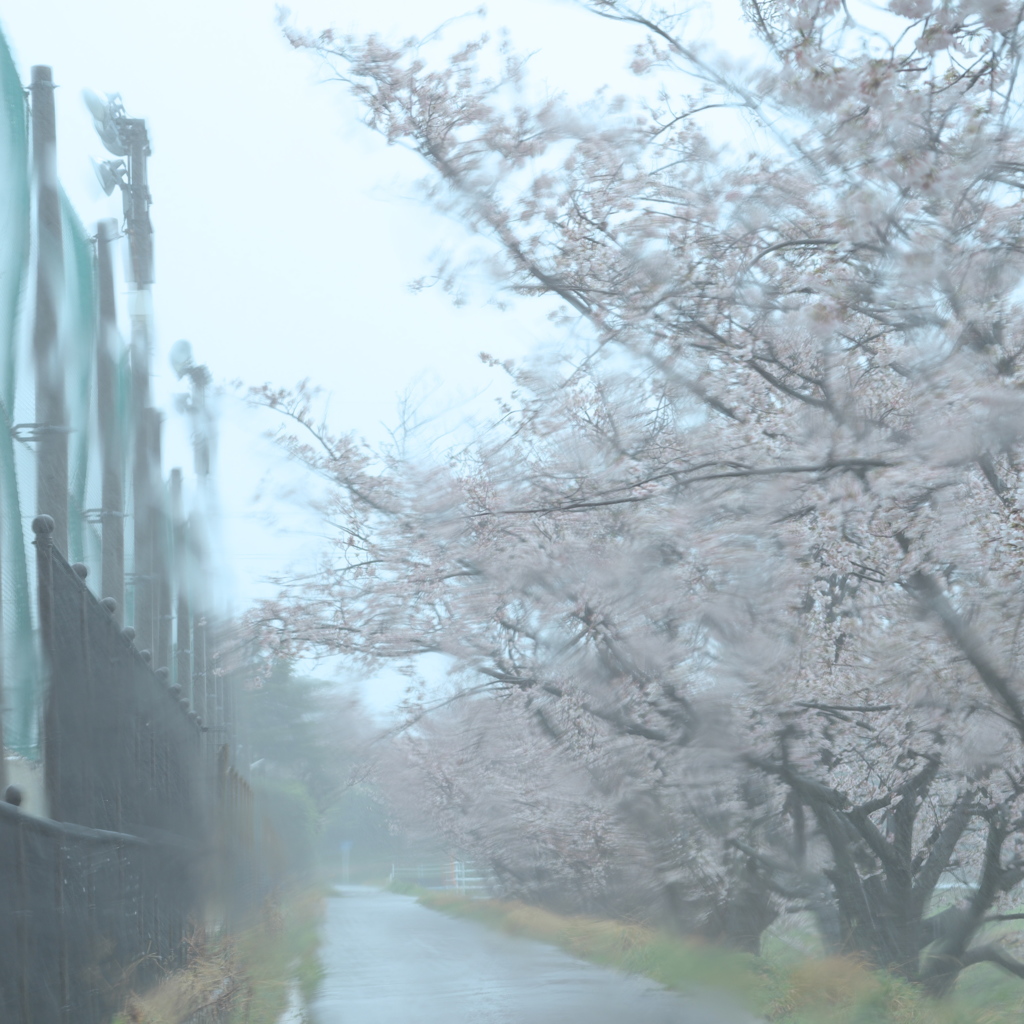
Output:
0,27,35,756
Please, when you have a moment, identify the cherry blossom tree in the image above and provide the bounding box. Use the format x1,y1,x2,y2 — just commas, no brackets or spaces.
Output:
255,0,1024,989
376,675,784,947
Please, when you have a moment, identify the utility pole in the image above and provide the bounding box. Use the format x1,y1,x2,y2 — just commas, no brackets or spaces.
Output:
126,118,156,657
86,92,158,653
30,66,68,556
96,218,124,616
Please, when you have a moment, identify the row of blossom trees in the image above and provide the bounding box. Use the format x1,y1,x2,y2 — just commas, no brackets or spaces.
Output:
256,0,1024,993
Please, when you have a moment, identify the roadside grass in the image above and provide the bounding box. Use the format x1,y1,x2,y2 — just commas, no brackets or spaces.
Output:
230,886,326,1023
111,886,326,1024
409,890,1024,1024
113,939,236,1024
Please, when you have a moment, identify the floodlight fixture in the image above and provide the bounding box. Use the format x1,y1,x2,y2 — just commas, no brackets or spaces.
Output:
169,339,194,379
91,157,126,197
82,89,128,156
84,88,154,285
170,339,212,388
82,89,107,122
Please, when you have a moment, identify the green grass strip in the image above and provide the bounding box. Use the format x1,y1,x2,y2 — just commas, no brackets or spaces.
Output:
411,890,1024,1024
112,885,326,1024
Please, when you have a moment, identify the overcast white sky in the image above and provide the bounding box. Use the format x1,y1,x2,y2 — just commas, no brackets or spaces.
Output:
1,0,748,712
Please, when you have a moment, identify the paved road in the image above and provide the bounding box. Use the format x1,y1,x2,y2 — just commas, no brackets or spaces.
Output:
309,887,759,1024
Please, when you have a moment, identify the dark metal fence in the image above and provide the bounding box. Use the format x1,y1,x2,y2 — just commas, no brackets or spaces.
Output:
0,46,264,1024
0,516,262,1022
0,801,196,1024
35,513,208,841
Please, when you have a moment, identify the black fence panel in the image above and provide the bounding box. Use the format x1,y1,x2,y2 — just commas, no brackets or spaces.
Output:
10,514,219,1020
34,513,208,842
0,802,198,1024
9,515,280,1022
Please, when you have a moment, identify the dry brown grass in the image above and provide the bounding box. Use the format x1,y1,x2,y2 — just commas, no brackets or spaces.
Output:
113,885,325,1024
786,955,881,1007
119,935,240,1024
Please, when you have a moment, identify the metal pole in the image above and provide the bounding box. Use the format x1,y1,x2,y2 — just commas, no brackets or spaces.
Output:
30,67,68,556
0,540,5,792
130,347,154,654
85,98,155,643
193,614,208,731
170,468,191,701
120,115,155,653
121,118,153,290
96,219,124,617
146,409,172,672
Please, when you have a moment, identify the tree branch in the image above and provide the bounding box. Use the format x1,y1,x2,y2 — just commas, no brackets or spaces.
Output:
480,458,895,516
960,942,1024,978
906,572,1024,745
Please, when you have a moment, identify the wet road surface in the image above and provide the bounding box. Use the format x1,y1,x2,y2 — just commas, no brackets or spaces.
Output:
310,887,759,1024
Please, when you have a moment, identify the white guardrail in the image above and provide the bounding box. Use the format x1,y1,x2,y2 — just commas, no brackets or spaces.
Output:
389,860,490,897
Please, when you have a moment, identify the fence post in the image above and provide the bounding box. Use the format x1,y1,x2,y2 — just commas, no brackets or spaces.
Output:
34,514,58,821
17,813,28,1019
56,831,69,1023
0,512,5,795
